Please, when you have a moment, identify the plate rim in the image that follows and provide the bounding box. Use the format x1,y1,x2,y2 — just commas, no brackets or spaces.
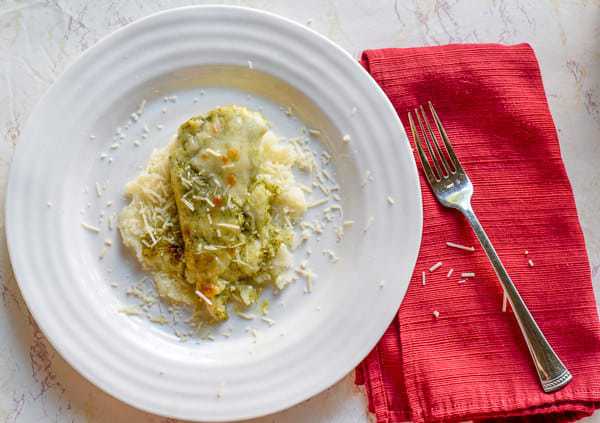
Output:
5,5,423,421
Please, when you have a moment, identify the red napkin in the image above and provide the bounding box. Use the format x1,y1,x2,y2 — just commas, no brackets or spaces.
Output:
355,44,600,423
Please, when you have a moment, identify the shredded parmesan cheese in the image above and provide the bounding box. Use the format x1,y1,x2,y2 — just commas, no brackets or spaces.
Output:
296,268,316,292
461,272,475,278
432,310,440,318
429,261,443,272
308,198,328,208
361,170,372,187
528,259,534,267
261,316,275,326
299,183,312,193
204,148,221,158
216,223,240,230
322,249,339,263
119,306,141,316
195,290,213,306
502,291,508,312
194,195,215,207
387,196,396,205
422,271,426,286
107,214,114,230
342,134,351,143
237,312,256,320
446,242,475,252
321,168,334,181
363,216,375,233
81,222,101,233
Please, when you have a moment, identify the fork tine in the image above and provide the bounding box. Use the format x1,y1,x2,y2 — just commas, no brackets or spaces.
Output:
428,102,461,171
408,111,438,184
420,105,451,175
415,107,443,179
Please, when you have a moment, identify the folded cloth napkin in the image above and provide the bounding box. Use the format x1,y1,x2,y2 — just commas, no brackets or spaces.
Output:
355,43,600,423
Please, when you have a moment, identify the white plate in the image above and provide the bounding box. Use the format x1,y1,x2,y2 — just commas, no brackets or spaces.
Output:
5,6,422,421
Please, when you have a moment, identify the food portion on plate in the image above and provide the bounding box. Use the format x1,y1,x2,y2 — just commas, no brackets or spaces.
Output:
118,106,310,323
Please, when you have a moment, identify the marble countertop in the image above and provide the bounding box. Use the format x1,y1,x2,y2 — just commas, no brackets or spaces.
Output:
1,1,599,422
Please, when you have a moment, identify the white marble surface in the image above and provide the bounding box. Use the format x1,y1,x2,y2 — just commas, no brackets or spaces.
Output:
1,1,600,422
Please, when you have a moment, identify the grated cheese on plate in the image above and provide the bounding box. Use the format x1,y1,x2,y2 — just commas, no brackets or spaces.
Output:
81,222,101,233
363,216,375,233
195,290,213,306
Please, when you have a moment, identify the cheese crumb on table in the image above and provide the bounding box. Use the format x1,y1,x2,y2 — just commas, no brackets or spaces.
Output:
429,261,443,272
446,241,475,252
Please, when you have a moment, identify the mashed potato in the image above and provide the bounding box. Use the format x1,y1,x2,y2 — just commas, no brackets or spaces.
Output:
119,106,307,323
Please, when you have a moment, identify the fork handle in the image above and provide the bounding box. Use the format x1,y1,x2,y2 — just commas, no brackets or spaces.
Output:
461,206,572,393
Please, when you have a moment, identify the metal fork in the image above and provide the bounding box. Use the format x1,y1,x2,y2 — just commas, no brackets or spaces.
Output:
408,102,572,393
